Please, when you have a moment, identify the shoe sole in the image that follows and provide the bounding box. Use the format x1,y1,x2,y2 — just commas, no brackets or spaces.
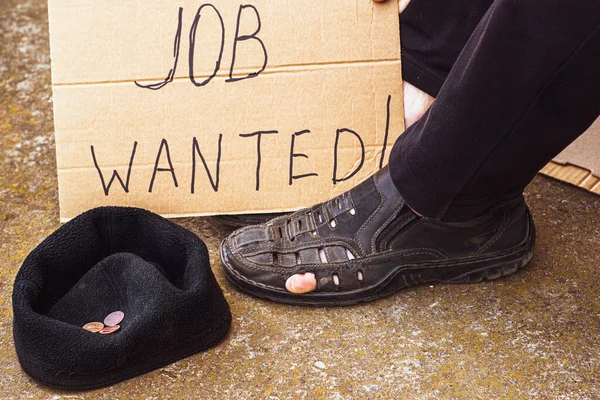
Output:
221,213,536,306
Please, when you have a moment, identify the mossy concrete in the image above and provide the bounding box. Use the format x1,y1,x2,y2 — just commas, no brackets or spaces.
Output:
1,1,599,398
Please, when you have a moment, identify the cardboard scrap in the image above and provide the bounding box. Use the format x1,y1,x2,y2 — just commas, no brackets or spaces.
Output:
553,117,600,177
542,116,600,195
48,0,404,221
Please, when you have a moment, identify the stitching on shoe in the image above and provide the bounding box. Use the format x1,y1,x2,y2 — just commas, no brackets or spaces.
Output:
236,241,358,265
233,192,358,253
473,208,510,256
229,240,447,273
315,205,331,227
377,212,417,251
236,237,358,255
355,175,386,255
371,202,406,253
386,205,507,252
298,249,307,264
234,226,270,246
387,218,425,249
225,250,445,291
226,238,532,293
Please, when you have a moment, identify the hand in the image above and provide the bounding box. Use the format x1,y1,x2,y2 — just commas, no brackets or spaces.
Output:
373,0,412,14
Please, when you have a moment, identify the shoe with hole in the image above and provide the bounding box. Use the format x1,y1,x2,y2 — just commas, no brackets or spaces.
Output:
220,167,536,306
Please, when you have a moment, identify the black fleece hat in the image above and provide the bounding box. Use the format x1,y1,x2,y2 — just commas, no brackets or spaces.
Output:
12,207,231,390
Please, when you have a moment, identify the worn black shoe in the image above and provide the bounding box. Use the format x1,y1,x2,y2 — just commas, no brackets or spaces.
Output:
220,167,536,306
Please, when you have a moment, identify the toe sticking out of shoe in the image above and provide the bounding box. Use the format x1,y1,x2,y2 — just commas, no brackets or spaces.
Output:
285,273,317,294
284,247,357,294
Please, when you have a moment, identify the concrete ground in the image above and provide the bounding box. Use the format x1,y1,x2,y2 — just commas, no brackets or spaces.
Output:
1,1,599,399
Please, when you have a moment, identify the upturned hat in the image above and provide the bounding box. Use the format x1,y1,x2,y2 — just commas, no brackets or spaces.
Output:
12,207,231,390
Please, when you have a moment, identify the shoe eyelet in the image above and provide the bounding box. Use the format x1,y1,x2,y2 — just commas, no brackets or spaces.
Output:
346,249,355,260
332,273,340,286
329,219,337,228
349,208,356,216
357,271,364,281
318,248,328,263
315,211,323,223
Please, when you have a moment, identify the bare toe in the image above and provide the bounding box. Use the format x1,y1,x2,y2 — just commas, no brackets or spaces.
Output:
285,273,317,294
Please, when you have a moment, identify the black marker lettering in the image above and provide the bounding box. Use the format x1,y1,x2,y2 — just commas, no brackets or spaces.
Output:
239,130,278,191
189,4,225,87
91,141,138,196
379,95,392,169
135,8,183,90
289,129,318,185
227,5,268,83
149,139,178,192
191,134,223,193
332,129,365,184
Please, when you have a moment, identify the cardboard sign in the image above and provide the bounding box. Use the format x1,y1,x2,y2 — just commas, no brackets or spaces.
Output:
48,0,404,221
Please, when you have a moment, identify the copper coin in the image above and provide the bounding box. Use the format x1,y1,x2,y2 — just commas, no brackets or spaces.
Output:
98,325,121,335
104,311,124,326
82,322,104,333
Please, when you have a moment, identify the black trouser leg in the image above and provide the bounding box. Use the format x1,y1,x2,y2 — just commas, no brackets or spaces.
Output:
389,0,600,221
400,0,494,96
